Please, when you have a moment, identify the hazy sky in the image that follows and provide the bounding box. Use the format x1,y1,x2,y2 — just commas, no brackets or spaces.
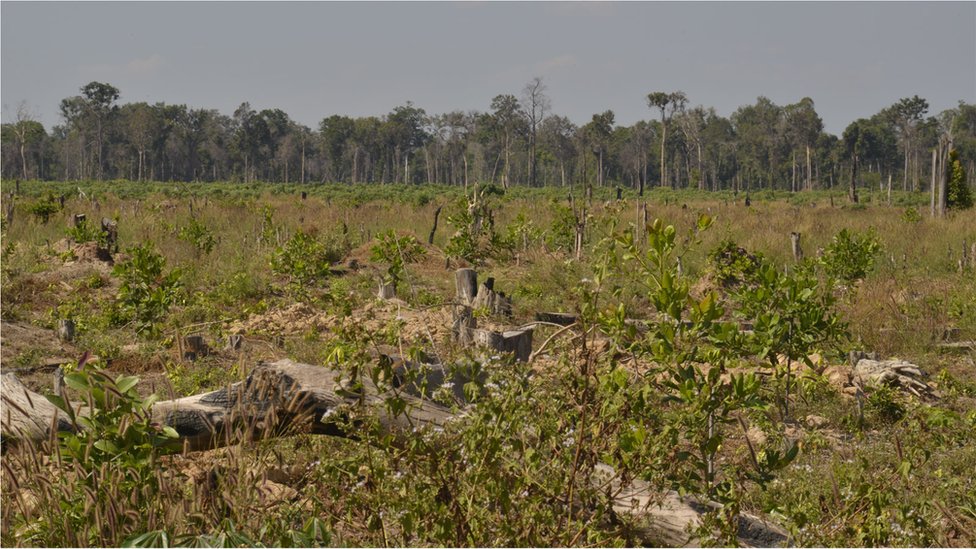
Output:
2,1,974,135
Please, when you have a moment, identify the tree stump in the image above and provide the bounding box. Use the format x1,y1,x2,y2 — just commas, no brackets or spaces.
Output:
3,195,13,226
473,328,533,362
790,232,803,262
183,335,209,361
455,268,478,305
300,191,307,200
428,205,443,245
73,213,87,228
226,334,244,351
471,277,513,318
101,217,118,253
57,319,75,342
451,305,475,345
377,281,396,300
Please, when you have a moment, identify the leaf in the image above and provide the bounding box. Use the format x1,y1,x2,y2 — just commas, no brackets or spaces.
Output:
63,372,90,392
116,375,140,394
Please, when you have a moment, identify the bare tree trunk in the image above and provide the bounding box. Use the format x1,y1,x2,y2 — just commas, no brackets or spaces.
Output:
806,145,812,190
428,205,443,245
790,232,803,262
930,148,937,218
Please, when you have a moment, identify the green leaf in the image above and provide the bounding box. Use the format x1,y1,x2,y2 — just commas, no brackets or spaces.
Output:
63,372,90,392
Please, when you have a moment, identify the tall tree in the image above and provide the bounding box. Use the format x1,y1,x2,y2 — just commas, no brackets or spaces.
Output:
488,94,525,188
4,102,46,180
582,110,615,188
885,96,929,191
80,82,120,180
521,77,551,187
647,91,687,188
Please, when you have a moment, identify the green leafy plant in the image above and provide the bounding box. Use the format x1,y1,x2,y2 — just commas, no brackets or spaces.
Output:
270,230,347,297
27,193,61,223
370,230,426,291
113,243,184,336
820,228,881,284
734,262,848,419
946,149,973,210
178,217,217,255
65,218,106,245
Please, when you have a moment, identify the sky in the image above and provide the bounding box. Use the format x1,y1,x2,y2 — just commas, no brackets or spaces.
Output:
2,1,975,135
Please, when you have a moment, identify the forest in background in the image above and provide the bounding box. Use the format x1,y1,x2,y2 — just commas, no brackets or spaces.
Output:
3,79,975,195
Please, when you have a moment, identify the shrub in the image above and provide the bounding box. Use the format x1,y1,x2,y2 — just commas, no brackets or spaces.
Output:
177,217,217,255
113,243,184,336
270,230,345,297
370,230,426,290
946,149,973,210
820,228,881,284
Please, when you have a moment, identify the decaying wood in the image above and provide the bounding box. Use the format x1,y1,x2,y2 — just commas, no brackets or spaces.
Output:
183,335,210,361
535,312,578,326
470,277,513,318
455,268,478,305
377,281,396,300
57,319,76,342
790,232,803,262
472,328,533,362
1,359,786,546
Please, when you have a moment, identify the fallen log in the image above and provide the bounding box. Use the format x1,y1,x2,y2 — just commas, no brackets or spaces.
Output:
1,360,787,546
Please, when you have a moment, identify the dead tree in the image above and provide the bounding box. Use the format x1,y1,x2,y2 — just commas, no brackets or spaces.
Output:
455,268,478,305
428,205,443,245
470,277,513,318
182,335,209,361
101,217,118,253
790,232,803,262
57,319,75,342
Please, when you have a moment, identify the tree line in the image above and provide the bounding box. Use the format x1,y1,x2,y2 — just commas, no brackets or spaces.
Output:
3,78,975,195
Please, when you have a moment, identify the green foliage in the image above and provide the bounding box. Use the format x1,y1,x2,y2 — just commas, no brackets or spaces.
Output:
270,230,345,297
369,230,426,288
65,218,105,245
113,243,184,336
820,228,881,284
734,262,847,418
596,214,795,532
27,193,61,223
706,238,767,288
946,149,973,210
28,360,180,546
178,217,217,255
545,201,577,252
901,206,922,224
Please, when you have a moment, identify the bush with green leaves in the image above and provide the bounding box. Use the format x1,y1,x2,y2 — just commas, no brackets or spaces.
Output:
820,228,881,284
369,230,426,290
706,238,768,288
9,360,181,546
592,216,801,542
733,261,848,418
270,229,346,297
177,217,217,255
113,243,184,336
946,149,973,210
27,193,61,223
65,218,106,245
